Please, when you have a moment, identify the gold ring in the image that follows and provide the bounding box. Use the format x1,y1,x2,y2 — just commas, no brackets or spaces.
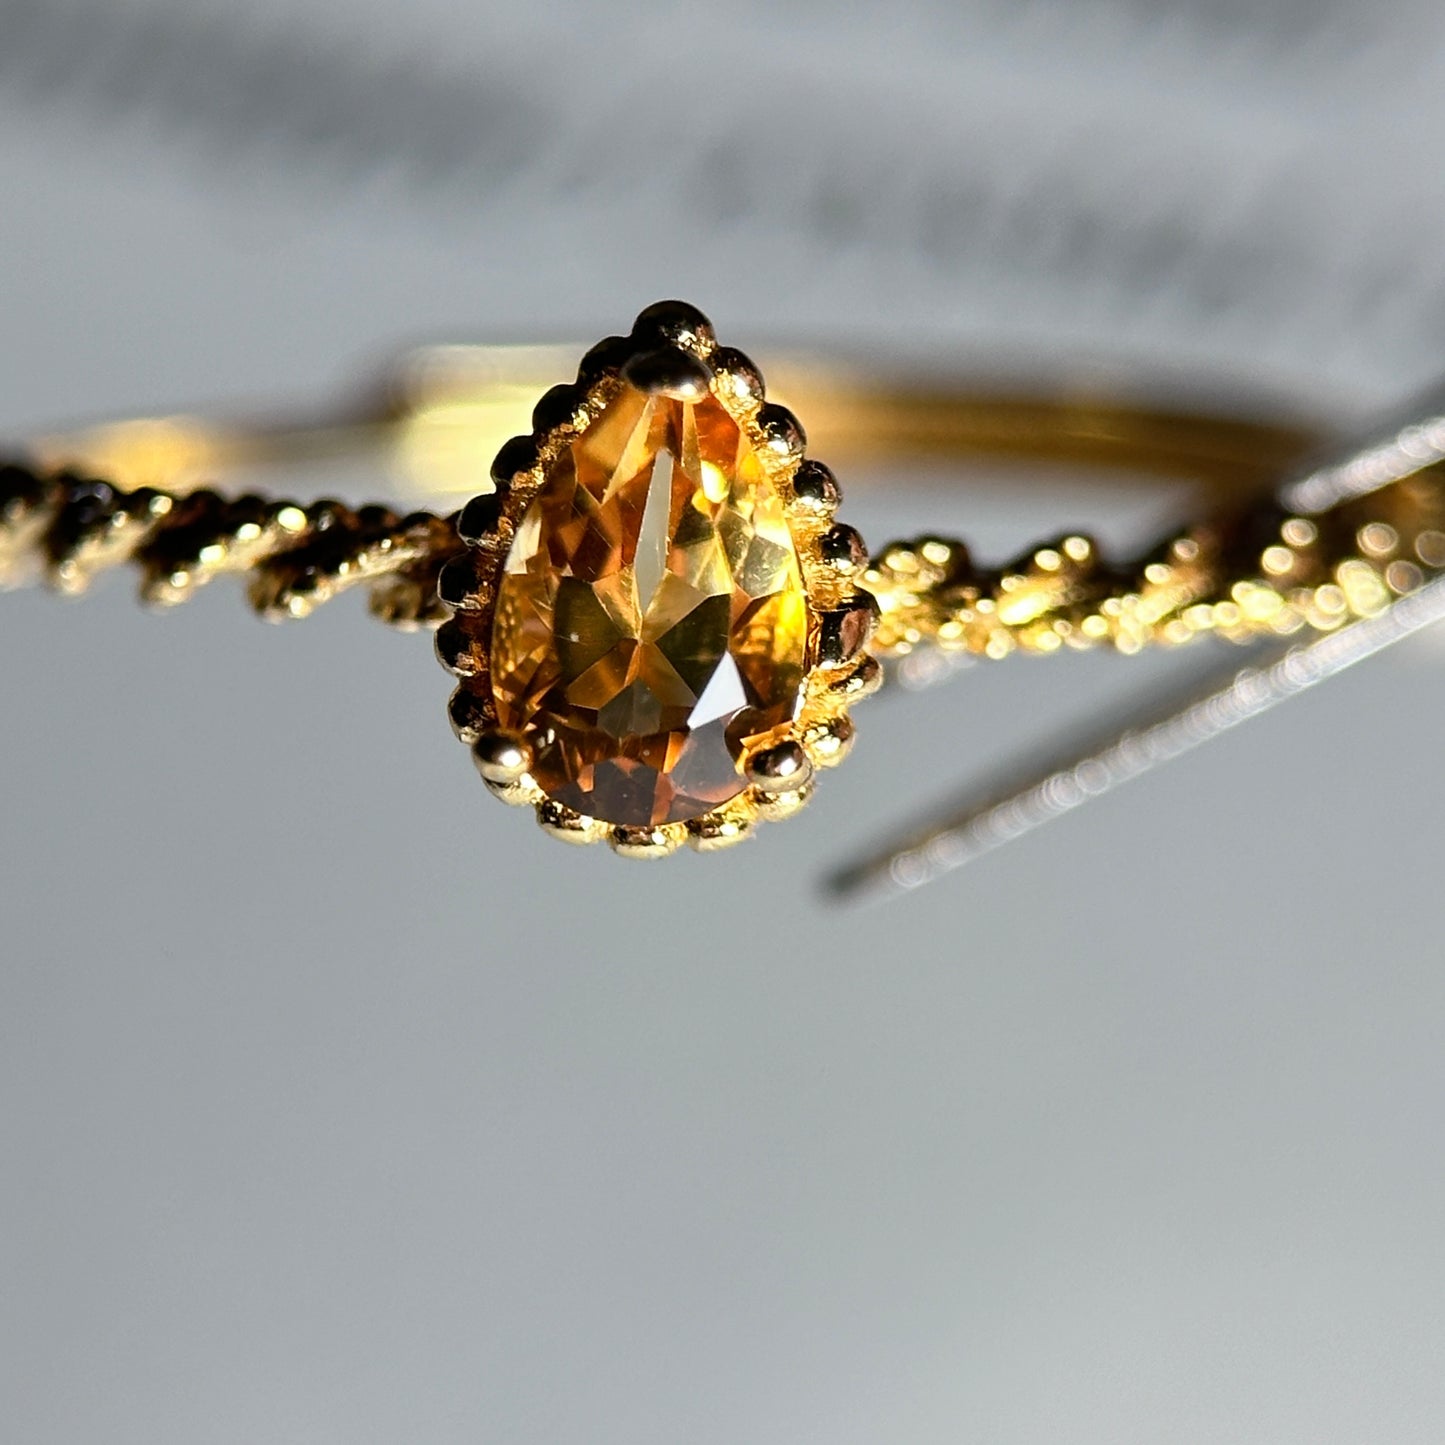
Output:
5,300,1440,861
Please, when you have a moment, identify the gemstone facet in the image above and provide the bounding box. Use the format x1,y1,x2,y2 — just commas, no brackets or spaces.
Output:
490,381,808,826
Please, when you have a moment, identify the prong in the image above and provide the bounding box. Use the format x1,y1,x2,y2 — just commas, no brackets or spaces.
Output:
631,300,715,356
607,823,686,859
802,714,855,767
621,347,713,401
536,798,609,845
750,782,813,822
744,739,813,793
471,730,532,784
686,810,754,852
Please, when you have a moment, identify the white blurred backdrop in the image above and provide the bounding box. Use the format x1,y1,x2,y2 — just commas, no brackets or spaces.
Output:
3,5,1445,1442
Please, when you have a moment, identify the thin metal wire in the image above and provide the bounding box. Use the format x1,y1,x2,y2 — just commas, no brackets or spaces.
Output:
1283,380,1445,514
828,575,1445,903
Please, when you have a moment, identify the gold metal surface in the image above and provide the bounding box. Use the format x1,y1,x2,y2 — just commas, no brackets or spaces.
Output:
434,302,880,848
24,346,1321,505
6,300,1444,861
864,460,1445,660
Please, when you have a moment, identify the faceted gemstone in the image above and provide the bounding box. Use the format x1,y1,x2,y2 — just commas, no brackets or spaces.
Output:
490,381,808,826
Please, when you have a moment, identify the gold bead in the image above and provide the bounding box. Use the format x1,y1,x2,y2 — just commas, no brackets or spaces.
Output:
685,812,754,852
482,773,543,807
744,739,813,793
535,799,609,845
818,523,869,577
750,783,813,821
607,823,686,859
472,731,532,784
803,714,855,767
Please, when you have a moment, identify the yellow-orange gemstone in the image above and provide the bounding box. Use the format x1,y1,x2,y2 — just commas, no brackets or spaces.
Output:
490,381,808,826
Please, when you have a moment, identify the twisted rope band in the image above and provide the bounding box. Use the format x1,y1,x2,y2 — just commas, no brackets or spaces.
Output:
865,466,1445,658
0,461,459,629
8,454,1445,659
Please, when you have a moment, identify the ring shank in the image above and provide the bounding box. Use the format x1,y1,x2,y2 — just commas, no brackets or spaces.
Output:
23,344,1329,505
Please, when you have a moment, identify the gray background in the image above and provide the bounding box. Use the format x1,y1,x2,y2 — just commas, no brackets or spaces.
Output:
3,3,1445,1441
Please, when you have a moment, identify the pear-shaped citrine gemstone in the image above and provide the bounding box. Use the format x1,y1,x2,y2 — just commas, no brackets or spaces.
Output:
491,382,808,826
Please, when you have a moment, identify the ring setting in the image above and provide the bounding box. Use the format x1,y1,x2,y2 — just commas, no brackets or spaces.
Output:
434,301,882,858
